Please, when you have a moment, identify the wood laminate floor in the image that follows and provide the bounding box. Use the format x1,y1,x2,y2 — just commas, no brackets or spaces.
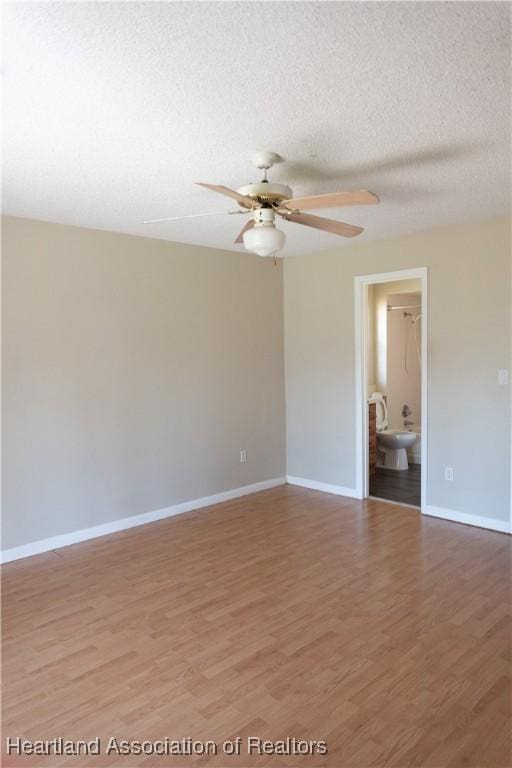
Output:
2,485,511,768
370,464,421,507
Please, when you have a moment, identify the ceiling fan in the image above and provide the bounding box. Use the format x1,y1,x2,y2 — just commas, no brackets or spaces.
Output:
144,152,380,258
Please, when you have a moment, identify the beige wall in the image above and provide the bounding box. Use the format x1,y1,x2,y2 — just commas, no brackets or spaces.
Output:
284,216,511,523
1,217,286,549
3,214,511,549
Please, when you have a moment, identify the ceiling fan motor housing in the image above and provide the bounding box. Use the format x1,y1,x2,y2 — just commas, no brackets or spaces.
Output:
237,182,292,208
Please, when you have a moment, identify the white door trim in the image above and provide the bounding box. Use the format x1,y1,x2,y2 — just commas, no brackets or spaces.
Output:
354,267,428,511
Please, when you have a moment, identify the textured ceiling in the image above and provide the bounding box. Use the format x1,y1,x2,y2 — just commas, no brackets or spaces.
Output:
2,2,511,256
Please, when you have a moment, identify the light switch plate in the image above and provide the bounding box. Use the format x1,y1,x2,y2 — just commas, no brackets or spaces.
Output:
498,369,509,386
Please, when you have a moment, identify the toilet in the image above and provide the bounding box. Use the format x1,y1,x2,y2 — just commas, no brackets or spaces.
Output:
370,392,417,471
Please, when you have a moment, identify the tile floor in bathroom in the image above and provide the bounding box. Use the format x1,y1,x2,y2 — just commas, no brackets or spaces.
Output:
370,463,421,506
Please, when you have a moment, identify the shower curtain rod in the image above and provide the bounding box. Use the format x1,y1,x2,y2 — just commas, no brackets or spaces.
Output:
387,304,421,310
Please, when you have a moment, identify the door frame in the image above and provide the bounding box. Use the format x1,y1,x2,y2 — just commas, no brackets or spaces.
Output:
354,267,428,510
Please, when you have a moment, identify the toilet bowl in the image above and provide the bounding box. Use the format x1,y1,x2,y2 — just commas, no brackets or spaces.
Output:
377,429,418,470
369,393,418,471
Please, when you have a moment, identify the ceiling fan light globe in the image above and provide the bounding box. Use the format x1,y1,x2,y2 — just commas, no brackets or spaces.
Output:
243,225,285,257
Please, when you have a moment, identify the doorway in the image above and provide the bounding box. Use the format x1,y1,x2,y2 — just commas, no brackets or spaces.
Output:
354,268,428,510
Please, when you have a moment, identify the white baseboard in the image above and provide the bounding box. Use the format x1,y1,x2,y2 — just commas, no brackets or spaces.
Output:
0,477,287,564
286,479,510,534
5,478,507,564
424,505,511,534
286,475,362,499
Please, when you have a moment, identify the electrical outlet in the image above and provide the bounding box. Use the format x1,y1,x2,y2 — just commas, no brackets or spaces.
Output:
445,466,454,482
240,449,247,463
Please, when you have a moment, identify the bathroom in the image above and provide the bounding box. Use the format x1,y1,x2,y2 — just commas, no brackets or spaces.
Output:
367,279,422,506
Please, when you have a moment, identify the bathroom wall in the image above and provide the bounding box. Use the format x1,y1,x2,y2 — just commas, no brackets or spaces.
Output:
367,284,376,393
386,292,422,463
369,279,421,395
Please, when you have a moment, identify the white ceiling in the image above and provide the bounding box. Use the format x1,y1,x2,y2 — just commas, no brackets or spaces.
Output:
2,2,511,256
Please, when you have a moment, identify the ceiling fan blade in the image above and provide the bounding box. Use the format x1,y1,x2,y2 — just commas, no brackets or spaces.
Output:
234,218,255,244
143,210,249,224
282,190,379,211
196,183,260,209
278,210,363,238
